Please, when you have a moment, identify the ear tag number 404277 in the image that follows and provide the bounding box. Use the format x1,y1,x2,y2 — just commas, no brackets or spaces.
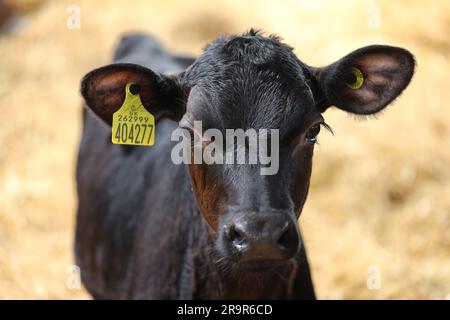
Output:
112,83,155,146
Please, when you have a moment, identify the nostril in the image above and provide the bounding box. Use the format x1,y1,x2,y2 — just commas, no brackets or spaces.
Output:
277,229,289,251
228,225,247,249
277,224,297,252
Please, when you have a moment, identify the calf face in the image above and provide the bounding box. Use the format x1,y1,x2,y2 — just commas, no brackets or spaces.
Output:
81,30,415,271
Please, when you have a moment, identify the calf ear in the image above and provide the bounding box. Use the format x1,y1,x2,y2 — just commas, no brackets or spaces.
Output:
313,45,415,115
80,63,186,126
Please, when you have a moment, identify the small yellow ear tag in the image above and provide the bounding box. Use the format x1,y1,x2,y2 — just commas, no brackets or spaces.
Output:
112,83,155,146
346,67,364,90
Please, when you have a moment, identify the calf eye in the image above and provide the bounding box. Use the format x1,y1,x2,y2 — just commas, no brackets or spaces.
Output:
306,124,321,144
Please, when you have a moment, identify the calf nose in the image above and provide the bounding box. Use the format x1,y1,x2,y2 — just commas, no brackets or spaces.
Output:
226,215,299,261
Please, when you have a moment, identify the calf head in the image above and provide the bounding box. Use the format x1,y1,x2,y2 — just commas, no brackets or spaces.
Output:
81,30,415,271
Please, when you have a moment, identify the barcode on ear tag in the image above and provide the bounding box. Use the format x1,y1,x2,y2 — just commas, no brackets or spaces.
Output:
111,83,155,146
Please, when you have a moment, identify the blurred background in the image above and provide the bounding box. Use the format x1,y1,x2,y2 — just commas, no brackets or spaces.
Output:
0,0,449,299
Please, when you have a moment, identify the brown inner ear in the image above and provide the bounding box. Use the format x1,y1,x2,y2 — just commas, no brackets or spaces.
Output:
357,53,404,97
82,67,158,126
359,53,402,71
341,52,413,113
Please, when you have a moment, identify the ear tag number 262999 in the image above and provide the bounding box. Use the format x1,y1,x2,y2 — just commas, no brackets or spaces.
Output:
112,83,155,146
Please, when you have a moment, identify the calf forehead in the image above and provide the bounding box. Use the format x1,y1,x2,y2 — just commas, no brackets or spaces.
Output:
184,34,315,130
198,72,313,131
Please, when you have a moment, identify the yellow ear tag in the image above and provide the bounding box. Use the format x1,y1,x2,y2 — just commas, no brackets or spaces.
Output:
346,67,364,89
112,83,155,146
